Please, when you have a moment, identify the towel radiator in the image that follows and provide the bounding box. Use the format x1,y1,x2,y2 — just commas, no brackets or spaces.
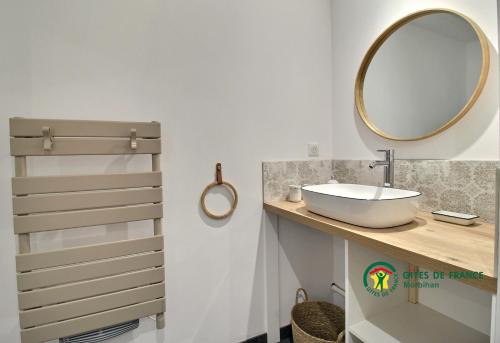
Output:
9,117,165,343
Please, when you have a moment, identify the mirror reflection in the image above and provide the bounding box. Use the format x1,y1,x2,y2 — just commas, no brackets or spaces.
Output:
357,11,488,140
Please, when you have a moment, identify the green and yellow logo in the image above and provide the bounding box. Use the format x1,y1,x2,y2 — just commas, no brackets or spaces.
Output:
363,262,399,297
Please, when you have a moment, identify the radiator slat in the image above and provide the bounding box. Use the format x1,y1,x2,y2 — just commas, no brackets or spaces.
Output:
17,251,164,291
10,118,160,138
12,172,162,195
20,298,165,343
13,187,162,214
14,203,163,234
18,267,165,309
16,236,164,272
19,283,164,328
10,137,161,156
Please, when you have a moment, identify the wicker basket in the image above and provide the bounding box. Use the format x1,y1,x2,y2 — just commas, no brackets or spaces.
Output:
291,288,345,343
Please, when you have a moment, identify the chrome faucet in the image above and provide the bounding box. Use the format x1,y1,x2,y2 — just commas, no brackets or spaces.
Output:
369,149,394,188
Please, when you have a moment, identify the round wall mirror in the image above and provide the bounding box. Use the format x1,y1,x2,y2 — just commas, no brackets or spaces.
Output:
355,9,489,141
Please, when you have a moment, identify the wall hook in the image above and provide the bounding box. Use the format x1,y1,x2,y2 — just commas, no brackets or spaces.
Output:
42,126,53,151
130,128,137,150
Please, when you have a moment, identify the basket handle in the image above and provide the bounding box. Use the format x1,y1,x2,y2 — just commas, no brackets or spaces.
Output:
295,288,309,304
336,330,345,343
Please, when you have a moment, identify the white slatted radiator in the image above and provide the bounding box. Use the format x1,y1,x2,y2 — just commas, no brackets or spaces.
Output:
9,118,166,343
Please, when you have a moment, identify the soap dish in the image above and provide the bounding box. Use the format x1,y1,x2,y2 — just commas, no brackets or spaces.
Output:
432,210,478,226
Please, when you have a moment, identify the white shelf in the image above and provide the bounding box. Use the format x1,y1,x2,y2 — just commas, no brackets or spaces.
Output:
349,302,489,343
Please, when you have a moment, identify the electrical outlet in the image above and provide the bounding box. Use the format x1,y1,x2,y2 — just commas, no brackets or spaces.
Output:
308,143,319,157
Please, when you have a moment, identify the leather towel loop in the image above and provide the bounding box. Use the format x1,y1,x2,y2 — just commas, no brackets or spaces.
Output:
200,163,238,220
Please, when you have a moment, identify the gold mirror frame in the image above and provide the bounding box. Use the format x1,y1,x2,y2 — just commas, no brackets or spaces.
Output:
354,9,490,141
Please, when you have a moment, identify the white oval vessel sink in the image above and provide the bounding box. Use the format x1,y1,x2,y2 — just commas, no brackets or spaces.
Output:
302,184,421,228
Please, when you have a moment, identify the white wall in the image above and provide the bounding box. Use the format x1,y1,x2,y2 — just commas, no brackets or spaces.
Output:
0,1,334,342
331,0,499,160
278,219,334,328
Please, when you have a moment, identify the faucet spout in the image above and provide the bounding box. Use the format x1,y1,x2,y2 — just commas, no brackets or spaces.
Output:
369,160,388,169
369,149,395,187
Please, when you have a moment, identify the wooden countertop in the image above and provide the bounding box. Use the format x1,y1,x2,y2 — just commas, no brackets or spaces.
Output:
264,200,497,293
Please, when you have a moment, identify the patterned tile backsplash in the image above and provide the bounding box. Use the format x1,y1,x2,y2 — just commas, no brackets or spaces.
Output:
263,159,499,223
262,160,332,202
